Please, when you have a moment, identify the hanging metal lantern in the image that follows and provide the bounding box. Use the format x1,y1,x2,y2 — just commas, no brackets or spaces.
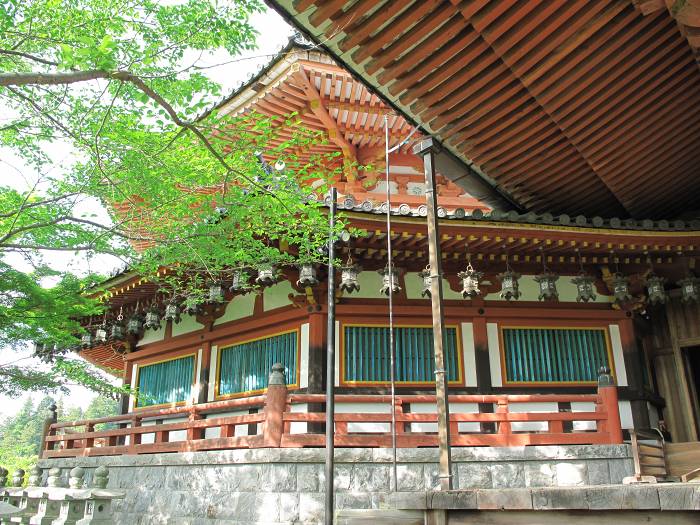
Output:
379,263,401,295
678,275,700,303
646,273,667,305
163,301,181,324
255,265,278,287
612,272,632,304
297,264,319,287
184,296,202,316
572,272,597,302
94,325,108,344
535,270,559,301
458,260,483,299
110,322,126,341
208,282,225,303
340,260,361,293
127,313,144,336
81,331,94,349
497,269,521,301
144,308,162,330
229,269,248,292
419,266,432,298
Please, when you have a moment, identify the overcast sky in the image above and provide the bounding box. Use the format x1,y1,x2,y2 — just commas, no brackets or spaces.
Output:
0,7,295,419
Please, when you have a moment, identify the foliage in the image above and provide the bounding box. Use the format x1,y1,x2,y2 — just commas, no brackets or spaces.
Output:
0,1,342,395
0,395,117,476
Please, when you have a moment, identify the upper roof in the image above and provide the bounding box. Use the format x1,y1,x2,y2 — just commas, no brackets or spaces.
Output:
266,0,700,219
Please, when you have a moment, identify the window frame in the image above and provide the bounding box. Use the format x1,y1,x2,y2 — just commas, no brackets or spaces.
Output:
134,352,197,409
498,325,615,387
340,323,464,387
215,328,301,399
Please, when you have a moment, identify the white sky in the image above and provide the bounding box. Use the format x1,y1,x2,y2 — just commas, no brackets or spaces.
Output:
0,7,294,419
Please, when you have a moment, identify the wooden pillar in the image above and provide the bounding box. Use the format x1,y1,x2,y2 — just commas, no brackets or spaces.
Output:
472,317,495,432
198,341,212,404
666,301,699,441
618,317,650,429
308,307,326,433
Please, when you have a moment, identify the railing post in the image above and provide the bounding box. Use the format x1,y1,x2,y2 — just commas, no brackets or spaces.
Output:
598,366,623,444
496,398,511,446
40,403,58,458
263,363,288,447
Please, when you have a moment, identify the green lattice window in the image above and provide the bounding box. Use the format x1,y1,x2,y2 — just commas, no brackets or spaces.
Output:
502,327,610,384
343,325,460,384
218,331,298,396
136,354,195,408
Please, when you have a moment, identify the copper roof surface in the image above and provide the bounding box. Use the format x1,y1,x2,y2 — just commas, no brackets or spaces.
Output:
267,0,700,219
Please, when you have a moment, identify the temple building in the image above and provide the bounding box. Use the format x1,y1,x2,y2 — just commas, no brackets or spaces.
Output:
36,3,700,522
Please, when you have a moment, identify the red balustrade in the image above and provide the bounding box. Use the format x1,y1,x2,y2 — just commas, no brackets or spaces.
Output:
42,380,622,458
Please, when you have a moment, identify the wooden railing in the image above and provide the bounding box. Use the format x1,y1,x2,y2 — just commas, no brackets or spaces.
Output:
43,369,623,458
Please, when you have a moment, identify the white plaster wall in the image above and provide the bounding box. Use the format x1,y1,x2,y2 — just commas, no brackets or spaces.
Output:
619,400,634,429
263,281,295,311
335,402,391,433
214,293,256,325
139,416,189,444
193,348,202,404
207,345,218,402
403,272,462,301
172,314,204,337
409,402,480,433
608,324,628,386
571,401,597,431
486,322,502,387
508,402,559,432
461,322,477,387
203,410,257,438
335,321,340,386
300,323,309,389
346,271,384,299
138,324,166,346
289,403,308,434
128,364,138,412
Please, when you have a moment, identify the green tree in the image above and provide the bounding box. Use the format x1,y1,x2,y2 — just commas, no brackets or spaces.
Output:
0,1,341,395
0,397,41,474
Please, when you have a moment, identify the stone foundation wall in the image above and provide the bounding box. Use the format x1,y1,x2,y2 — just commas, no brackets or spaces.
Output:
39,445,633,525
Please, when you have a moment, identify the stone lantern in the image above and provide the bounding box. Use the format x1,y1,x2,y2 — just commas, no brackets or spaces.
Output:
297,264,319,287
572,272,597,302
458,261,482,299
379,263,401,295
646,273,667,305
612,273,633,304
678,275,700,303
255,265,278,287
535,270,559,301
340,261,361,293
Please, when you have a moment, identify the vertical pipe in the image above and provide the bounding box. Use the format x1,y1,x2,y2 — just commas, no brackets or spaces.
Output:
413,138,453,490
384,115,398,492
325,187,337,525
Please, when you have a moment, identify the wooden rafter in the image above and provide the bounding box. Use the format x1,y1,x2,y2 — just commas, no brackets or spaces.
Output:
294,64,359,182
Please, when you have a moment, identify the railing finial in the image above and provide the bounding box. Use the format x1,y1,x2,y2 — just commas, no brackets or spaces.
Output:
268,363,286,386
597,366,615,387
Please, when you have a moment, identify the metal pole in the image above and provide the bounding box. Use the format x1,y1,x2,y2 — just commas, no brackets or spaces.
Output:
412,138,453,490
384,116,398,492
325,187,337,525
